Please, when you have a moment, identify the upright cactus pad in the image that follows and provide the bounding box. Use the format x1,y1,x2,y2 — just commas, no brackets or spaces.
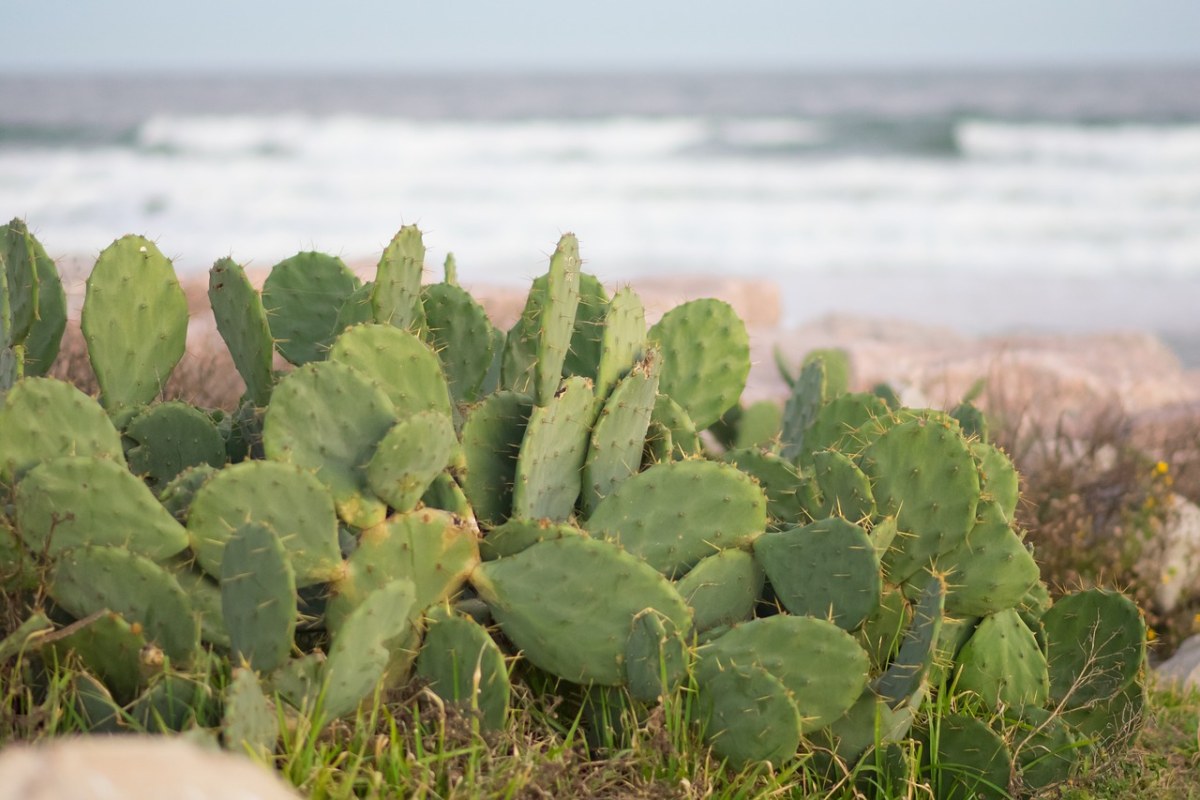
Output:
581,352,659,516
328,509,478,633
594,286,646,400
371,224,426,331
954,608,1049,711
366,411,458,513
262,360,397,528
624,608,688,702
698,662,803,767
561,273,609,382
188,460,342,587
753,518,882,631
81,236,188,414
471,536,691,685
1,219,39,347
15,456,189,561
873,575,946,707
586,459,767,577
1042,589,1145,709
50,545,198,664
10,223,66,376
262,251,361,365
328,323,452,419
779,357,827,463
461,391,533,527
222,668,278,759
697,615,870,733
721,447,817,527
221,521,297,674
865,417,981,583
649,394,701,460
208,257,274,406
674,548,764,633
415,606,510,730
933,500,1038,617
322,579,417,720
0,377,124,485
512,376,594,522
421,282,497,405
647,299,749,430
804,392,891,458
124,401,227,491
534,233,581,407
812,449,877,521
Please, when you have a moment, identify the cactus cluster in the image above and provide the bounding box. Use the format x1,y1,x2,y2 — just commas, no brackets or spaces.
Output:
0,219,1148,796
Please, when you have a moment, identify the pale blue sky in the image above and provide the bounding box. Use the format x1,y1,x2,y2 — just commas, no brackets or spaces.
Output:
5,0,1200,72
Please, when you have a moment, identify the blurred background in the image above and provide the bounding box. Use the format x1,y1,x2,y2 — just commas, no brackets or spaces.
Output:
2,1,1198,341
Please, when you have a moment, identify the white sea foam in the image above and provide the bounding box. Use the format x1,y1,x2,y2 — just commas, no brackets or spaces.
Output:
3,113,1198,290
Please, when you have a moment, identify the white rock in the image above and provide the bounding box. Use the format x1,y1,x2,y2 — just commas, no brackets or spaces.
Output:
0,736,299,800
1155,634,1200,691
1147,494,1200,614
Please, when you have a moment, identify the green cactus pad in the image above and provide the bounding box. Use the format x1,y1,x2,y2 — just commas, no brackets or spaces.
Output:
804,392,891,458
334,280,375,334
674,548,764,633
16,456,188,560
733,401,783,449
873,575,946,707
50,545,198,663
0,377,125,484
415,606,510,730
131,672,212,732
856,585,912,672
649,394,701,460
262,360,397,528
581,353,659,516
721,447,817,528
753,518,881,631
479,518,586,561
81,236,188,413
593,285,646,400
950,399,988,442
779,357,826,463
461,391,533,527
208,257,274,406
421,282,497,405
813,449,877,522
328,509,479,633
954,608,1049,711
371,224,426,331
533,233,582,406
471,536,691,685
157,464,217,524
322,578,417,720
1,219,39,347
262,251,361,365
929,614,980,690
48,612,152,704
561,273,609,382
647,299,749,430
512,376,594,522
1059,678,1145,752
124,401,227,491
68,672,125,733
366,411,458,513
925,714,1013,800
328,323,452,419
625,608,688,702
420,472,475,523
222,667,278,759
587,459,767,577
865,417,981,583
15,225,66,376
933,501,1039,617
187,459,341,587
698,662,802,767
1042,589,1145,709
697,615,870,733
972,441,1020,523
221,522,296,674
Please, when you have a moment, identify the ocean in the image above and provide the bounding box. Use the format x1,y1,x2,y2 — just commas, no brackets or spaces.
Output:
2,68,1199,333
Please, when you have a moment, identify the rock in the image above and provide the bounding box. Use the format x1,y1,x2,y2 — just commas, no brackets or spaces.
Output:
1141,493,1200,614
1155,633,1200,691
0,736,299,800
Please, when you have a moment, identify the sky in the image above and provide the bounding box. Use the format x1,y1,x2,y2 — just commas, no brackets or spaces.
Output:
5,0,1200,73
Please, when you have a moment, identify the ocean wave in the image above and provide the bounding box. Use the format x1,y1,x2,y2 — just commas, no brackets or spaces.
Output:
957,120,1200,167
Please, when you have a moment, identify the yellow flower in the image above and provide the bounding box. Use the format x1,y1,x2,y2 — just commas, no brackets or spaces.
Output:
1148,628,1158,641
1155,461,1170,475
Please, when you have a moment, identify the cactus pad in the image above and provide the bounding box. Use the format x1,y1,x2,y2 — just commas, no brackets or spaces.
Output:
581,352,659,516
414,606,510,730
221,521,297,674
674,548,763,633
624,608,688,702
1042,589,1145,709
367,411,458,513
371,224,426,331
954,608,1048,711
0,378,124,484
421,282,497,405
208,257,274,406
328,323,452,419
124,401,227,491
461,391,533,527
262,251,360,365
479,518,586,561
698,662,803,767
512,376,594,522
